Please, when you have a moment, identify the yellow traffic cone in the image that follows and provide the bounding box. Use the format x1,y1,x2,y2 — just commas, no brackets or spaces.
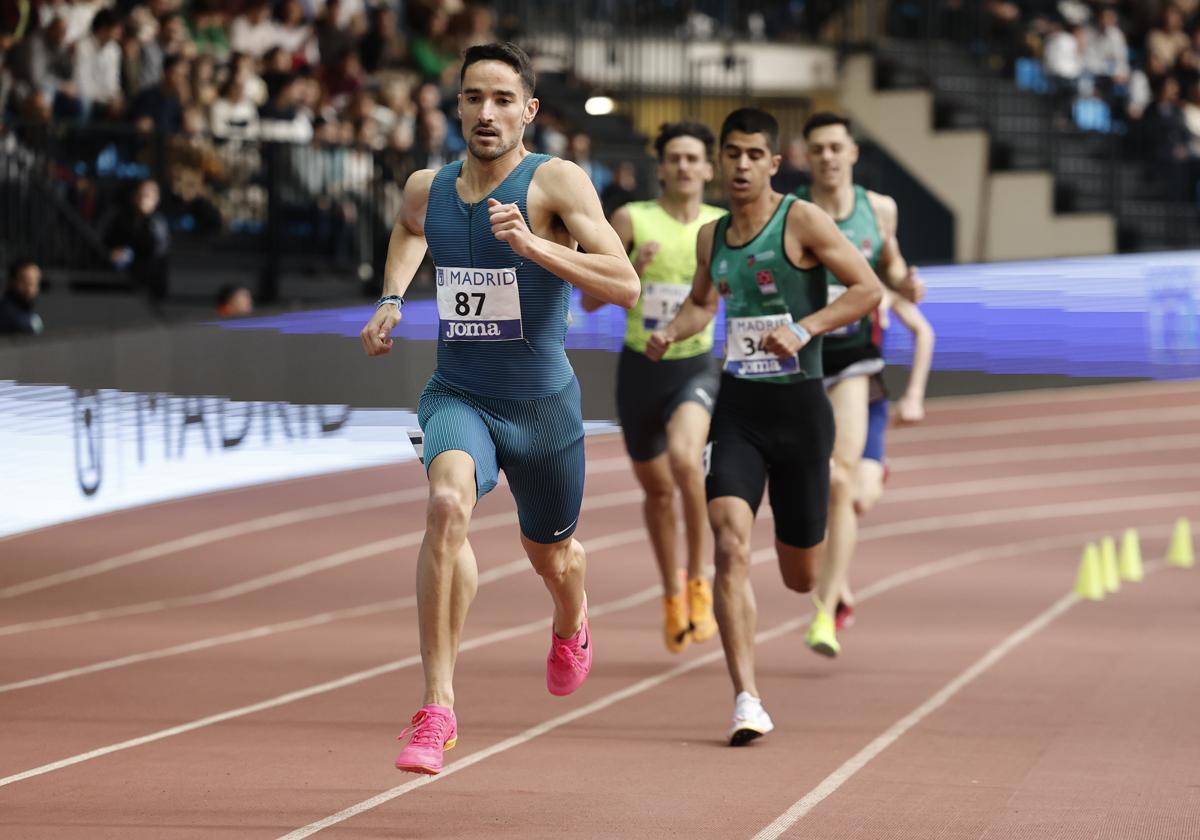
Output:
1075,543,1105,601
1168,517,1195,569
1118,528,1144,583
1100,536,1120,594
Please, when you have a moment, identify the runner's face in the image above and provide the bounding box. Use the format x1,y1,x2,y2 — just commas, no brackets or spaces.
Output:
804,124,858,191
659,136,713,200
458,60,538,162
720,131,780,202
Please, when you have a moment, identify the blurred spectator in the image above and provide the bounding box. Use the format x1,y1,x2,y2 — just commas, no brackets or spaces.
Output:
1043,21,1087,91
188,0,231,62
74,9,123,120
230,51,268,106
229,0,276,59
130,54,189,133
600,160,638,218
1147,4,1190,69
139,13,195,91
215,283,254,316
315,0,355,71
259,72,313,142
274,0,318,66
359,5,406,73
1142,75,1192,164
169,106,225,233
408,2,457,83
210,76,259,140
1086,7,1130,86
0,259,44,337
567,132,612,195
60,0,104,46
103,179,171,300
412,105,450,168
10,17,82,119
323,49,364,103
191,54,219,108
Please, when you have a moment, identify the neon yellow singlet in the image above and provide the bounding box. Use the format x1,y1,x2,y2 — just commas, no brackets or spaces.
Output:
623,200,726,360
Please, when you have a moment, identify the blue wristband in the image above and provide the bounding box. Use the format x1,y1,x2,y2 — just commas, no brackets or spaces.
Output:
789,322,811,343
376,295,404,310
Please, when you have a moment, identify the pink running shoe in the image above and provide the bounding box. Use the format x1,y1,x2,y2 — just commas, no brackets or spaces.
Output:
546,597,592,696
834,600,856,631
394,704,457,775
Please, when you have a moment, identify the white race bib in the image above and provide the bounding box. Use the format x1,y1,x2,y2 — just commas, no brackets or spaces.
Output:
826,284,859,337
436,266,523,341
724,314,801,378
642,283,691,330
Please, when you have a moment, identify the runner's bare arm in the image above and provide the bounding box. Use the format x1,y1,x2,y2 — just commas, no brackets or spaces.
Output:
890,294,935,423
793,200,883,337
360,169,434,357
869,191,924,303
489,159,639,309
579,204,635,312
645,221,719,361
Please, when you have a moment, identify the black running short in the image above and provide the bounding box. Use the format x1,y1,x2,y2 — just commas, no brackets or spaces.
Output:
616,346,720,462
705,373,834,549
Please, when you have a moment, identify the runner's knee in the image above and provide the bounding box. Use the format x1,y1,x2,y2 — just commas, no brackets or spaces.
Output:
426,490,471,545
714,524,751,574
666,441,703,486
529,538,582,586
829,458,857,502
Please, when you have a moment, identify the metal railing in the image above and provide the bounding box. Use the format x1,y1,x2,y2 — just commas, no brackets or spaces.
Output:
0,122,412,301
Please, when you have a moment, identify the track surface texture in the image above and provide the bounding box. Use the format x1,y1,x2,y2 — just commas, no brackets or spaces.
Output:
2,380,1199,839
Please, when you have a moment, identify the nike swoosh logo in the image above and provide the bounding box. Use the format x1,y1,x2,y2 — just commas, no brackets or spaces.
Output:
553,520,578,537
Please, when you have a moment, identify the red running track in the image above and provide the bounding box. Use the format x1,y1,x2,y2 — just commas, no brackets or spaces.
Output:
1,380,1198,839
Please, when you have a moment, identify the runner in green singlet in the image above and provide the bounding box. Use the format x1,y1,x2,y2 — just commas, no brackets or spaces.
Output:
646,108,883,746
795,113,926,657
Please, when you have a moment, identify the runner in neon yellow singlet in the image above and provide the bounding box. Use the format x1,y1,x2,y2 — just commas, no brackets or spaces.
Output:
647,108,883,746
795,112,926,656
582,121,725,654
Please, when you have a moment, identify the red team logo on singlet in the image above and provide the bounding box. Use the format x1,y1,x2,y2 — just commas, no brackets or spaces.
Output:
755,269,777,295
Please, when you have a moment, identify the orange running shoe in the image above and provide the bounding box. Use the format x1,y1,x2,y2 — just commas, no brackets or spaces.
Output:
547,597,592,696
664,584,691,653
394,704,457,775
688,577,718,643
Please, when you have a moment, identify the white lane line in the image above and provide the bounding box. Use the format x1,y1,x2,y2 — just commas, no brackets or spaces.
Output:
751,593,1082,839
0,527,652,695
881,462,1200,505
892,404,1200,443
891,432,1200,470
5,477,1192,690
0,515,1170,795
0,556,712,790
277,525,1167,839
860,491,1200,543
0,490,640,637
0,489,430,599
925,379,1195,411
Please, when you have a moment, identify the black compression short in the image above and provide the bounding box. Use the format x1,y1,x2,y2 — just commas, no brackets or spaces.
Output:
616,346,719,462
705,373,834,548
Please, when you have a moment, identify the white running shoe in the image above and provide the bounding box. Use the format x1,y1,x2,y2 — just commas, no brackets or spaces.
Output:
728,691,774,746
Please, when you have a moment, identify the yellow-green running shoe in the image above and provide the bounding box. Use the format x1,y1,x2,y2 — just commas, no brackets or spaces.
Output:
805,611,840,658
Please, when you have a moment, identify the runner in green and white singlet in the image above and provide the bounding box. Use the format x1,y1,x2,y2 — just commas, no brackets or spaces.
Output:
796,112,926,656
646,108,883,747
581,122,725,655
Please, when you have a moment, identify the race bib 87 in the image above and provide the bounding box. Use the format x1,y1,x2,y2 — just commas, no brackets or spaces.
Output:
642,282,691,330
724,314,800,378
436,266,523,341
